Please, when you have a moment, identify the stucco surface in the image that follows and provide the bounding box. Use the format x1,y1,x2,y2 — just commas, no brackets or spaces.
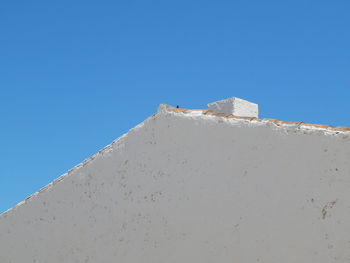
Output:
1,108,350,262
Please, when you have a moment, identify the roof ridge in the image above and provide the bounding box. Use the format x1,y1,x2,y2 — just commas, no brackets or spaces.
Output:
160,104,350,133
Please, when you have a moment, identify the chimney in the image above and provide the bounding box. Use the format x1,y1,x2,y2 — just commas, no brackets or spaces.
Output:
207,97,258,118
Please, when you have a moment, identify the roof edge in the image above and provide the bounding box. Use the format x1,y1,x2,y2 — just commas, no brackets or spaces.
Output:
159,104,350,133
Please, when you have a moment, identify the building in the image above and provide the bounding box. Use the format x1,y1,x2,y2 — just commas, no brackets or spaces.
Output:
1,98,350,262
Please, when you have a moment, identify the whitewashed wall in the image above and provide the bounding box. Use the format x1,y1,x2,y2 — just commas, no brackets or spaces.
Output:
1,109,350,262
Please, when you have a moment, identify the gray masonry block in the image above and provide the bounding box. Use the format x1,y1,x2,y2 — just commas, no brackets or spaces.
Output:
207,97,258,118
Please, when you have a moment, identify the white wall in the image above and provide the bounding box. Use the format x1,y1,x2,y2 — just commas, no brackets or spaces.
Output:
1,109,350,262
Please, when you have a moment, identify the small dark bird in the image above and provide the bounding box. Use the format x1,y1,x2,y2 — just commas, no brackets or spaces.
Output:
176,105,179,108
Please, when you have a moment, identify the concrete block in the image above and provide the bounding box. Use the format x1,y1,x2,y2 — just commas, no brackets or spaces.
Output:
207,97,258,118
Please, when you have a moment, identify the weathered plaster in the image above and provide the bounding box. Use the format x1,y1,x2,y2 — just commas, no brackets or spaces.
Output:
1,106,350,262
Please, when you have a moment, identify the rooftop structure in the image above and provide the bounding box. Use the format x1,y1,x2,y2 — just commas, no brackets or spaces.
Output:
207,97,258,117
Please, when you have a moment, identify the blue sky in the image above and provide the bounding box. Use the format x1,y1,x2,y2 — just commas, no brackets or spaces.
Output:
1,0,349,213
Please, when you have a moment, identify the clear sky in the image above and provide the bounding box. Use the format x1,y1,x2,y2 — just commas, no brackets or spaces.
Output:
1,0,349,213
